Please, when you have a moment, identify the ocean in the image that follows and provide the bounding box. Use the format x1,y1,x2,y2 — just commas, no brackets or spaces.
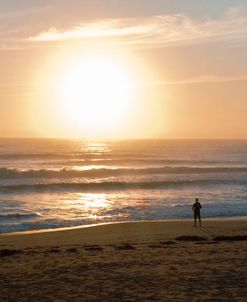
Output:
0,138,247,233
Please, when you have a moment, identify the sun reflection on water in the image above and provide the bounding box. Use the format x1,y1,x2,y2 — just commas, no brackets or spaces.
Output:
73,165,111,171
82,142,111,154
65,193,112,220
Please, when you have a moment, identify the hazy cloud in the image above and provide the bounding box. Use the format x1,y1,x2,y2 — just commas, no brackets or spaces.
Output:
155,74,247,85
0,4,51,20
29,19,155,41
29,9,247,47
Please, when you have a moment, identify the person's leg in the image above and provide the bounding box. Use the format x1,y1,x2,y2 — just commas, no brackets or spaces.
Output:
198,213,201,226
194,213,197,226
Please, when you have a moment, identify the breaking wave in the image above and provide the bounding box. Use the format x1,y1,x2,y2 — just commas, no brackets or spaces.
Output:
0,212,41,220
1,166,247,179
1,178,246,193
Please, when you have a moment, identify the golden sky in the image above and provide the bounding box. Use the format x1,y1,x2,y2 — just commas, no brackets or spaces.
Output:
1,0,247,139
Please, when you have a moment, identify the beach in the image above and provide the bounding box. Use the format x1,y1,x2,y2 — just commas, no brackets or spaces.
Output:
1,219,247,301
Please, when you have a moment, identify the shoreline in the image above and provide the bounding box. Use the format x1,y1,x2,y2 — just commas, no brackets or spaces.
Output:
1,218,247,249
1,215,247,237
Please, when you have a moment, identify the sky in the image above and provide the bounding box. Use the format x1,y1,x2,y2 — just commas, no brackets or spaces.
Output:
0,0,247,139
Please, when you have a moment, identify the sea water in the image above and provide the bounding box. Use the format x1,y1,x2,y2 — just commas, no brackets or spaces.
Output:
0,138,247,233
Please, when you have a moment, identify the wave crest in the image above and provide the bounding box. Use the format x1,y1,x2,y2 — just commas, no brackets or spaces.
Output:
0,212,41,220
1,179,246,193
1,166,247,179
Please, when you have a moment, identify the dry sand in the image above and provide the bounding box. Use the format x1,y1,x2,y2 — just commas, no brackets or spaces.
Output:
0,219,247,301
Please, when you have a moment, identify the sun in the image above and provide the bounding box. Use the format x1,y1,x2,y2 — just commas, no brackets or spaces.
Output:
55,54,136,135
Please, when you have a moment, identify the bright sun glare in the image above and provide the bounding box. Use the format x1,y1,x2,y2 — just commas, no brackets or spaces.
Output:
56,55,136,134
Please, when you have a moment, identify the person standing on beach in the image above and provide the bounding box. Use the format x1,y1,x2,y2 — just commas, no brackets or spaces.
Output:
192,198,202,227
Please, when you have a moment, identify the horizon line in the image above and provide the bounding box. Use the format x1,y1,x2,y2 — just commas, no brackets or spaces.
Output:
0,136,247,141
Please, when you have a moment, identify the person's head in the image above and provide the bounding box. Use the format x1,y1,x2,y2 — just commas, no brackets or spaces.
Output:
195,198,199,203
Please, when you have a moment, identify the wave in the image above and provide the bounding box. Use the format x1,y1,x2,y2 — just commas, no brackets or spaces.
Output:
0,153,69,160
1,166,247,179
1,179,246,193
0,152,245,164
0,212,41,220
64,158,244,166
0,153,178,160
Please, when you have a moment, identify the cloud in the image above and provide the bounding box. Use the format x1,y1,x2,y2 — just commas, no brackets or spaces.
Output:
154,74,247,86
29,10,247,47
29,19,155,41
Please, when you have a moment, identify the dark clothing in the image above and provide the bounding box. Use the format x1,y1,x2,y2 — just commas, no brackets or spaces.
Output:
193,201,202,226
192,202,202,213
194,211,201,220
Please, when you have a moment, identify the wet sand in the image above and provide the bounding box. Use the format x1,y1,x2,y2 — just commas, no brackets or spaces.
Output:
0,219,247,301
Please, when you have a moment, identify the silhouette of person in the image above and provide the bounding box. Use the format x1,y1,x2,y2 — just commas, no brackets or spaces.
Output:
192,198,202,227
